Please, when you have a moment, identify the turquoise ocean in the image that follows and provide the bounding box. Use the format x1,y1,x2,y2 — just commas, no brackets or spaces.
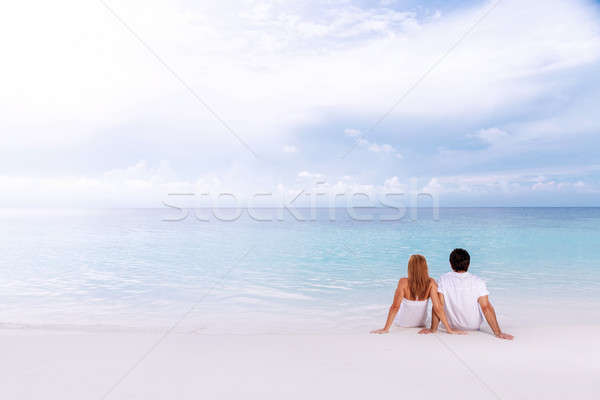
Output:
1,208,599,333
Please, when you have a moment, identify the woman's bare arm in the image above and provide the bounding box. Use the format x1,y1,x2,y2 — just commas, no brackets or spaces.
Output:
421,281,466,335
427,301,441,333
370,280,404,334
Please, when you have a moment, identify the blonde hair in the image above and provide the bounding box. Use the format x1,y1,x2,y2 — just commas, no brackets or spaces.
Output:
407,254,430,300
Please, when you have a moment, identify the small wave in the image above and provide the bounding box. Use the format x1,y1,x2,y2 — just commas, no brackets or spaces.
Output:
242,286,313,300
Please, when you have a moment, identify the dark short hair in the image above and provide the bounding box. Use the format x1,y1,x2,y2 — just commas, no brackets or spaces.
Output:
450,248,470,272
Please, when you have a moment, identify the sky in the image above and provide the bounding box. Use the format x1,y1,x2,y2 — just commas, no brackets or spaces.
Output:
1,0,600,207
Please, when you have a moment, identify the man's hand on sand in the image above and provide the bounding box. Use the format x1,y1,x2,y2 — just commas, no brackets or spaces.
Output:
495,332,514,340
370,328,389,334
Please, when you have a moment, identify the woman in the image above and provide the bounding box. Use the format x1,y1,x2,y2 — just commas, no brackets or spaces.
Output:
371,254,464,335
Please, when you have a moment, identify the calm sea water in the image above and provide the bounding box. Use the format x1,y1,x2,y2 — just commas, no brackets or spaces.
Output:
1,208,599,333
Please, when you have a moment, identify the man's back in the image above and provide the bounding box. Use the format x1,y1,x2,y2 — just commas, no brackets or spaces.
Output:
437,271,489,330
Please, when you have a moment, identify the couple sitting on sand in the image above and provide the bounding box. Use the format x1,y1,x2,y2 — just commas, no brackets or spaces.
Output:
371,248,513,340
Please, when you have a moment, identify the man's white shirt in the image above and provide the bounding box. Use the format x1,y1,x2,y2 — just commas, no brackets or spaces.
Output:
437,271,489,330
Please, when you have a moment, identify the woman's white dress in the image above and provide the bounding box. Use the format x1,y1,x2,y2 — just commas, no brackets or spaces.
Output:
395,298,429,327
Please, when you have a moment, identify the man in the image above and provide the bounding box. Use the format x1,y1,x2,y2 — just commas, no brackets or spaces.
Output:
420,248,513,340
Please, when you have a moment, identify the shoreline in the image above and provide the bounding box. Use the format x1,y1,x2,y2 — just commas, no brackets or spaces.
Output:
2,298,598,335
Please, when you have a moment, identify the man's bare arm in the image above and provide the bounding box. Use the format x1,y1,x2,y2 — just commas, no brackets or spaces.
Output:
478,295,514,340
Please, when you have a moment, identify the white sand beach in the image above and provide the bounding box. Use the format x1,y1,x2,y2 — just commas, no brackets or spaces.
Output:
2,325,598,399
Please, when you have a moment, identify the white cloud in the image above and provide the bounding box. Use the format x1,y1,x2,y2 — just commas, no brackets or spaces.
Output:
0,161,196,208
367,142,396,153
419,166,600,196
347,128,402,157
103,160,175,182
383,176,407,191
472,127,510,145
531,180,588,192
297,171,325,180
283,145,297,153
344,128,362,137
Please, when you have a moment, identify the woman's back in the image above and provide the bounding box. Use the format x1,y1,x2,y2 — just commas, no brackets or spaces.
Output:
395,277,431,328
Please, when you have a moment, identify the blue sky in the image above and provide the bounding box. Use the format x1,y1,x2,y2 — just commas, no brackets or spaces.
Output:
1,0,599,207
